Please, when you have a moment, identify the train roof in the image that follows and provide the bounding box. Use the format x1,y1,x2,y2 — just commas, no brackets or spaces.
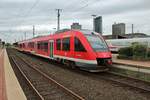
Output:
80,29,100,35
18,29,101,44
54,29,100,35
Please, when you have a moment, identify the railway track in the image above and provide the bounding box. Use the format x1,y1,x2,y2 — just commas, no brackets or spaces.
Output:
96,72,150,93
8,56,43,100
26,52,150,93
9,52,85,100
7,48,150,100
68,68,150,94
11,48,150,93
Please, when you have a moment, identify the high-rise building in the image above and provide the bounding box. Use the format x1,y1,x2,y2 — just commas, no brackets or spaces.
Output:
94,16,102,34
71,23,82,30
112,23,125,35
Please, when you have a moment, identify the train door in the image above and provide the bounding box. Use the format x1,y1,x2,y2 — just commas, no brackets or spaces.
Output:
49,40,54,58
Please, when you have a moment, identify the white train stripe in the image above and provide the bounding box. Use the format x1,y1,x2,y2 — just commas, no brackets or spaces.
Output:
54,55,97,64
28,51,97,64
34,53,50,59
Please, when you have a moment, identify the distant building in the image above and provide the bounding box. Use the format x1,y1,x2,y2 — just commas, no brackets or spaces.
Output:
94,16,102,34
71,23,82,30
112,23,125,35
103,33,149,39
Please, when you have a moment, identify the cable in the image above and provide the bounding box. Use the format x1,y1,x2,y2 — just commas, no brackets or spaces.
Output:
25,0,40,17
20,0,40,25
4,0,41,43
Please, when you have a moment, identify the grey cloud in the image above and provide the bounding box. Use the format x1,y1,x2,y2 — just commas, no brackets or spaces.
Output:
0,0,150,43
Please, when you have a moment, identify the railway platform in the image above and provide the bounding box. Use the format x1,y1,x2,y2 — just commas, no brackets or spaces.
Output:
112,54,150,68
0,48,26,100
111,54,150,82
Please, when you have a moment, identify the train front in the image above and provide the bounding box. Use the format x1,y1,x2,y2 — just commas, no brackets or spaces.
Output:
82,30,112,72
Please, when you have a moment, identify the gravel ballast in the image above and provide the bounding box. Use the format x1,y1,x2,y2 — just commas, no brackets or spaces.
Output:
8,49,150,100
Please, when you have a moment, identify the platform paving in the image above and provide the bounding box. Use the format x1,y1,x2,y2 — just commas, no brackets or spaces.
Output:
0,49,27,100
112,54,150,68
0,49,7,100
4,49,27,100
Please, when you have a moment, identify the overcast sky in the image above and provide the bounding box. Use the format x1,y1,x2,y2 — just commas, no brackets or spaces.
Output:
0,0,150,43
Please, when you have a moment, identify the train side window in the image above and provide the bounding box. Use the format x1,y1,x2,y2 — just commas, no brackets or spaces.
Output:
28,42,34,48
20,44,22,48
44,42,48,52
75,37,86,52
37,43,40,49
31,42,34,48
37,41,48,52
23,43,25,48
62,37,70,51
56,39,61,50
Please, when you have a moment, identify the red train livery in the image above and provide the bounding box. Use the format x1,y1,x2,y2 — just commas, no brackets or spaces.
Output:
17,29,112,72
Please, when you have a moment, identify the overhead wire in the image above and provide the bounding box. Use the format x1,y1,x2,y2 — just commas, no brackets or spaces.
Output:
64,0,101,18
7,0,41,42
19,0,41,25
3,0,101,43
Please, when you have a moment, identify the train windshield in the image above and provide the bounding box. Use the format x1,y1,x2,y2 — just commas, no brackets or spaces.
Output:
85,35,108,52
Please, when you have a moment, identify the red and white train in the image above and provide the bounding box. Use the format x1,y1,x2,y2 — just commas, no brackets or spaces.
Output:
17,29,112,72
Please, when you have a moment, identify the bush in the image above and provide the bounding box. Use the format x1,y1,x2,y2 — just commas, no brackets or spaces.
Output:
148,50,150,57
118,43,150,60
117,55,132,59
118,47,133,57
132,44,147,57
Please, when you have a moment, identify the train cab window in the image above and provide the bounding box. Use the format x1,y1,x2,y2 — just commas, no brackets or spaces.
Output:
85,35,108,52
56,39,61,50
62,37,70,51
74,37,86,52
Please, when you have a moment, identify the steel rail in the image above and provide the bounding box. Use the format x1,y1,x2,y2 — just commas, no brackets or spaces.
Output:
99,72,150,93
12,49,150,94
10,56,44,100
15,54,85,100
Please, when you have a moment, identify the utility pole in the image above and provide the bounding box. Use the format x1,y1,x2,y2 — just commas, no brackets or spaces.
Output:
91,15,96,31
33,25,35,38
21,35,23,41
56,9,62,31
24,32,26,40
132,24,134,38
132,24,134,34
53,28,56,34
